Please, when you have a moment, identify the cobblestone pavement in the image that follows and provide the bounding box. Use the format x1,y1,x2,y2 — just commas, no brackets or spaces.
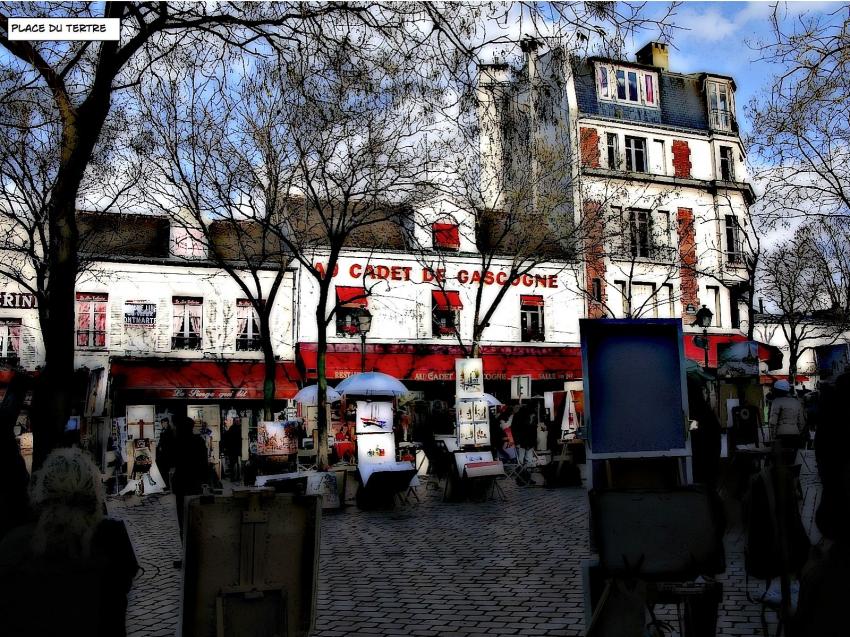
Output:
109,451,822,637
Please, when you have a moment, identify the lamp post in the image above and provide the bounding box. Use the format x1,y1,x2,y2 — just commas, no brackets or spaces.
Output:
356,308,373,372
694,304,714,369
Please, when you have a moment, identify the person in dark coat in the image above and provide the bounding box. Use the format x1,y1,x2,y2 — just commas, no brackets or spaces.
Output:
512,404,537,477
223,421,242,481
171,415,209,542
0,447,138,637
155,418,176,490
687,378,721,489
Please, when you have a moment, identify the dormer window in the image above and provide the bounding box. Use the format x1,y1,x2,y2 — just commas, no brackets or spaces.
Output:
708,80,734,131
171,226,206,259
597,64,658,108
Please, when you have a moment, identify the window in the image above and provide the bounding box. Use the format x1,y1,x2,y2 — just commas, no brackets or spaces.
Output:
708,81,733,130
432,223,460,251
597,64,658,107
171,227,206,258
719,146,734,181
336,286,368,337
706,286,721,327
725,215,743,264
658,284,675,318
0,318,21,361
628,209,651,258
76,293,107,348
236,299,261,351
625,136,647,172
432,290,462,338
520,295,545,342
631,283,657,318
172,297,202,350
591,278,603,302
729,286,742,329
651,139,666,175
606,133,619,169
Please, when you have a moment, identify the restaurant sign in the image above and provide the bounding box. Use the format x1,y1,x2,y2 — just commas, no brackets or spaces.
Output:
0,292,37,308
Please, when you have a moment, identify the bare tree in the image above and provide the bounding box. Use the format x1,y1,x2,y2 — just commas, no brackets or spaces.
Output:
747,4,850,225
758,225,848,388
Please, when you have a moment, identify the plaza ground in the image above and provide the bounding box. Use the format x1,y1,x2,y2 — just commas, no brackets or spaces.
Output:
110,453,822,637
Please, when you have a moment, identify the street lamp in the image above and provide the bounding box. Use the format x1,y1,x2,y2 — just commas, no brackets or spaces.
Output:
693,304,714,368
356,308,373,372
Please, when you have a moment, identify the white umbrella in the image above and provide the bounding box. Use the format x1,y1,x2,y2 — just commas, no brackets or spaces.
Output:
293,384,342,405
458,394,502,407
335,372,409,397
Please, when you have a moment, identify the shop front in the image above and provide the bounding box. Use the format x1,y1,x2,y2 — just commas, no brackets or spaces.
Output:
109,358,301,485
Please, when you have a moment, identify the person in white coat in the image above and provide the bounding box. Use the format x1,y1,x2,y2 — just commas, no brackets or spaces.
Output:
768,379,806,463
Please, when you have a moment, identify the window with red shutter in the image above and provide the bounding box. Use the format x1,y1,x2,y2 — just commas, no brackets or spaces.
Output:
432,223,460,251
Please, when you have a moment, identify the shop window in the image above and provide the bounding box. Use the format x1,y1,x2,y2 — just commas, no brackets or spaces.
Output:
236,299,261,351
432,290,462,338
76,293,107,348
172,297,202,350
720,146,735,181
0,318,21,362
520,295,545,342
625,136,647,172
432,223,460,251
725,215,743,264
336,286,368,337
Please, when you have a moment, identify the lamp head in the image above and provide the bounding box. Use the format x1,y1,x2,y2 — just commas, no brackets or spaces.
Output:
695,304,713,329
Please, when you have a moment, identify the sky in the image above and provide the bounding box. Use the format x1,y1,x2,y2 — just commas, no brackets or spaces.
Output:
623,1,844,134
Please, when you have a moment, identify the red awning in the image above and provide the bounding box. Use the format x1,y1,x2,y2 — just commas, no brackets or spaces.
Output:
432,290,463,310
110,359,300,400
297,343,581,382
432,223,460,249
683,333,783,370
760,374,811,386
336,286,368,309
520,295,545,307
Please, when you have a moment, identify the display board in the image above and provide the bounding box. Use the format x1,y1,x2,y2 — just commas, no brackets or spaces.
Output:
580,319,689,457
356,431,395,466
456,398,490,447
816,343,850,383
355,401,393,434
257,421,298,456
455,358,484,398
126,405,155,440
717,341,760,378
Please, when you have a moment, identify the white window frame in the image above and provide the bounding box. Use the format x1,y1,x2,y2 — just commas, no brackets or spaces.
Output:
172,297,203,350
76,293,108,349
725,215,744,264
596,63,659,108
719,146,735,181
520,298,545,343
624,136,647,172
708,80,734,130
0,319,21,360
606,133,620,169
236,300,262,351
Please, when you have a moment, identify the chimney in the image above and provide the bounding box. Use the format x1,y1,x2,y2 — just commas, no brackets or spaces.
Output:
636,41,669,71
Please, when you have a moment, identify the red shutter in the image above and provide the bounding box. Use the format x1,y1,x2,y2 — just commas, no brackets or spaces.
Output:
336,286,369,309
432,223,460,249
520,295,544,307
432,290,463,310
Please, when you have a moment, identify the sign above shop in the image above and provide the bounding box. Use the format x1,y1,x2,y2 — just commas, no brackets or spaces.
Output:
124,301,156,327
0,292,37,308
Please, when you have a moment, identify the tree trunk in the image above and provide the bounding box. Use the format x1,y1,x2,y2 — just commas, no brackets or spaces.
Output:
315,287,331,470
787,346,798,394
261,325,276,422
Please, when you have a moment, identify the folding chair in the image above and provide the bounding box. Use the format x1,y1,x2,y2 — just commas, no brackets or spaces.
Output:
296,448,317,472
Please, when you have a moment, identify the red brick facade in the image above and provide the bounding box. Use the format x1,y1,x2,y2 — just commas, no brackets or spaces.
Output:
672,140,692,178
580,127,600,168
677,207,699,319
584,200,607,318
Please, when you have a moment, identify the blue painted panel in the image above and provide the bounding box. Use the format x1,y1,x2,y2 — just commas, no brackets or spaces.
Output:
581,319,688,454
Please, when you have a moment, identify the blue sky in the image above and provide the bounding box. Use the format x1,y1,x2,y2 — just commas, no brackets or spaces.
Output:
625,1,844,133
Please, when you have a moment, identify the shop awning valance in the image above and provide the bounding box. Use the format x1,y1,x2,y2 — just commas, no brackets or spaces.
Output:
520,295,545,307
336,286,369,309
432,290,463,310
432,223,460,249
110,359,299,400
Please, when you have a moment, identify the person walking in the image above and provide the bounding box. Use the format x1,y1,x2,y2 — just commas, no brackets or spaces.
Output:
768,380,806,464
171,415,209,546
155,418,175,490
687,378,721,489
512,404,537,484
0,447,138,636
